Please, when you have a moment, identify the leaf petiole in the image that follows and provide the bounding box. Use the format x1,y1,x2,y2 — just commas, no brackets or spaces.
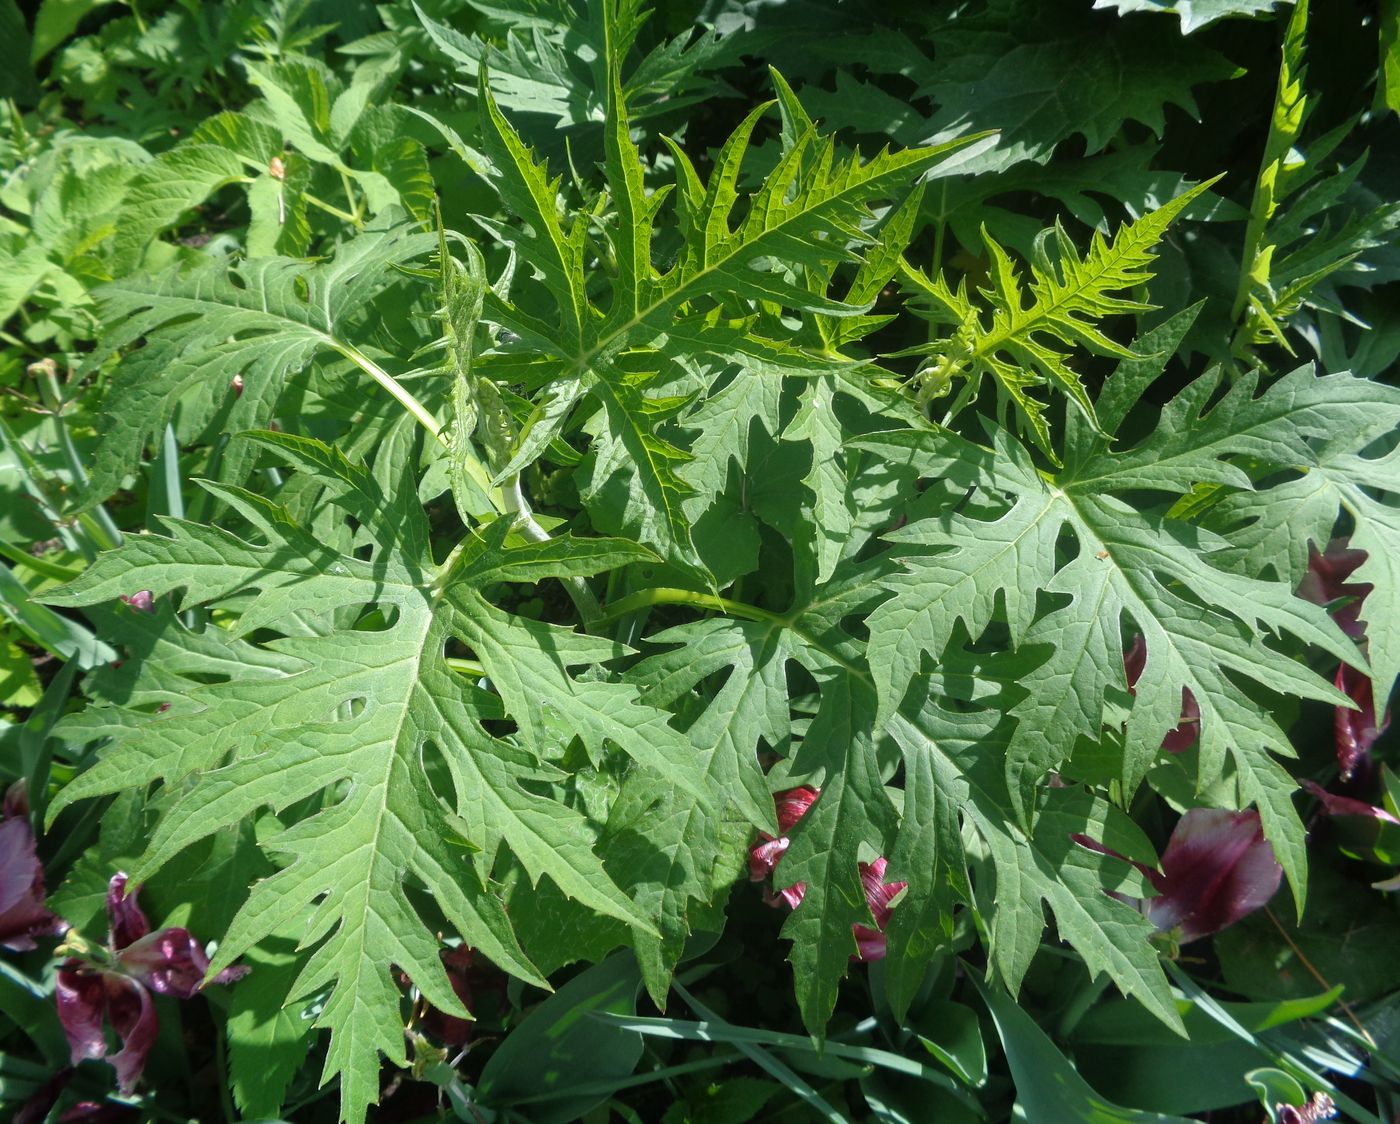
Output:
600,586,781,625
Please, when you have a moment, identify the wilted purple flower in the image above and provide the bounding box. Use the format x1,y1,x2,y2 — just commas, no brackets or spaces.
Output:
411,944,507,1049
0,783,66,952
1143,809,1282,942
1303,779,1400,883
1077,808,1282,944
56,874,245,1093
1122,635,1200,753
13,1067,140,1124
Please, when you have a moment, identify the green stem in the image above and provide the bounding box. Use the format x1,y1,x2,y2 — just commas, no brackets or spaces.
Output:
446,657,485,677
601,586,780,625
303,191,361,226
30,363,123,550
499,474,603,629
338,170,364,226
332,342,502,509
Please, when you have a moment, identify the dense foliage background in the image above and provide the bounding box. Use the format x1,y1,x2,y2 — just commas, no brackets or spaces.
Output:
1,0,1398,1121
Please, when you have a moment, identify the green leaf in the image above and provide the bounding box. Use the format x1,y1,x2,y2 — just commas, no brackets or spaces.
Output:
1092,0,1293,33
30,0,119,62
1381,0,1400,116
973,975,1194,1123
780,675,899,1031
908,1001,988,1088
867,361,1365,873
0,635,42,707
478,60,987,565
227,938,316,1120
81,217,435,505
784,376,855,584
43,431,698,1124
109,144,249,272
900,180,1215,454
476,952,644,1121
892,705,1181,1031
917,1,1236,172
603,616,788,1000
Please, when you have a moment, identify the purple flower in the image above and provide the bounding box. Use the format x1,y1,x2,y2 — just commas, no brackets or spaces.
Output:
407,943,510,1049
1278,1092,1337,1124
1077,808,1282,944
1122,635,1200,752
55,874,246,1093
0,782,66,952
13,1066,141,1124
1304,779,1400,879
1143,810,1282,941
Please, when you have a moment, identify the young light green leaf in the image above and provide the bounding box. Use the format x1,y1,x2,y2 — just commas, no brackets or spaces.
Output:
900,180,1216,454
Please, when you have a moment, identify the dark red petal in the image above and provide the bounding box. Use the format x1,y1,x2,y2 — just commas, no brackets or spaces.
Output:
55,967,110,1065
1304,779,1400,824
1123,639,1201,752
14,1067,74,1124
0,817,41,916
858,858,908,930
1143,809,1282,942
1161,689,1201,753
420,946,475,1047
850,858,907,962
103,974,157,1094
105,874,149,950
211,964,250,987
774,786,820,833
1297,539,1369,640
119,591,155,615
114,928,209,998
1123,634,1147,691
1335,664,1390,782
